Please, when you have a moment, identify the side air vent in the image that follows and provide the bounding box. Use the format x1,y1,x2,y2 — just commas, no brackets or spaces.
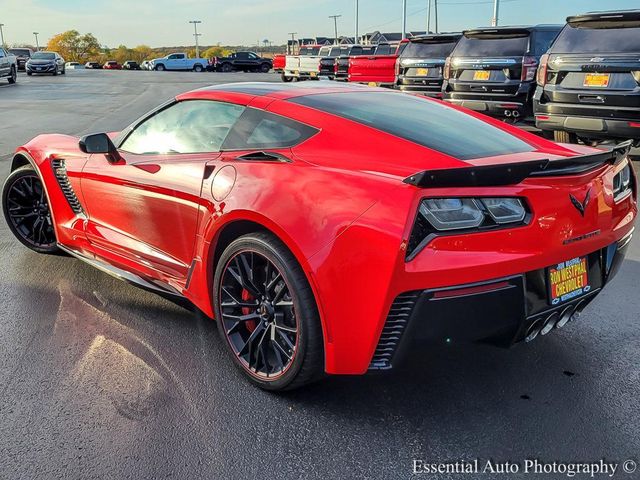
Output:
234,151,291,162
51,159,84,215
369,291,420,371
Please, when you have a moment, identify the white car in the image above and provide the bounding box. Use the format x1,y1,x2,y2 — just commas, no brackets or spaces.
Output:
148,53,206,72
65,62,84,70
141,61,150,71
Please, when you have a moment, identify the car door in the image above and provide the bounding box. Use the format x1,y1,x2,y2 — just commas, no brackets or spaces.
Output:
80,99,246,285
235,52,250,70
0,49,8,77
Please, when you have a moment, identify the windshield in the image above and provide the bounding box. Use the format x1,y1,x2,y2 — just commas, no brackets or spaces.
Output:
32,52,55,60
401,40,458,58
551,22,640,54
290,91,533,160
454,34,529,56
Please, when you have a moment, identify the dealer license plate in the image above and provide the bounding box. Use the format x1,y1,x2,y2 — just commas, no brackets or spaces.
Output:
547,256,590,305
473,70,490,81
583,73,610,87
416,68,429,76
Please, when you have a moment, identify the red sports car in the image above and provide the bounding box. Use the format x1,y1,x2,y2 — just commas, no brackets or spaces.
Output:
2,83,636,390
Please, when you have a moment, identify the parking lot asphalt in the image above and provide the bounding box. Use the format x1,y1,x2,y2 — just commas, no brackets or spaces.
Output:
0,70,638,480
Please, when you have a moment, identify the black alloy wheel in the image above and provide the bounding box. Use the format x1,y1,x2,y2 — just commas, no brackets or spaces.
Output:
2,166,58,253
214,232,323,390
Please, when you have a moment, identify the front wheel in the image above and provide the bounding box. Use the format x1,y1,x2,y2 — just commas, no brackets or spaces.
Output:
2,165,59,254
213,232,324,391
8,67,16,84
155,64,165,71
260,63,271,73
281,74,293,83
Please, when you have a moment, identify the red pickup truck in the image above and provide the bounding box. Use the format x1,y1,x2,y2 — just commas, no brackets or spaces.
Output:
347,42,407,86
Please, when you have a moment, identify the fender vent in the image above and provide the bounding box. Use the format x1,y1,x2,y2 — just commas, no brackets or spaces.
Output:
51,159,84,215
369,291,420,371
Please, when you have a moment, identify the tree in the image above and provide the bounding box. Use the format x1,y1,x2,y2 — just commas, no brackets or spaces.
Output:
201,46,232,59
111,45,132,64
46,30,100,63
132,45,153,63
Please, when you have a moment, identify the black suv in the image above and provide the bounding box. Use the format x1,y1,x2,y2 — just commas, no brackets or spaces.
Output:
442,25,561,121
534,10,640,143
396,33,461,97
9,48,33,71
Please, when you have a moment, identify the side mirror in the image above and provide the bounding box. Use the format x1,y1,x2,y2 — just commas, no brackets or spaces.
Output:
79,133,122,163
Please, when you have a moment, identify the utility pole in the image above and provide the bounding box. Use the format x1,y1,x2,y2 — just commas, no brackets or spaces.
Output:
0,24,5,49
288,32,297,54
401,0,407,39
434,0,439,34
354,0,359,44
189,20,202,58
427,0,431,33
33,32,39,51
329,15,341,45
492,0,499,26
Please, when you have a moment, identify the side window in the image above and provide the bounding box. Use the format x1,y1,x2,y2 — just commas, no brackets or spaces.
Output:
0,50,5,58
120,100,245,155
222,108,318,150
248,53,258,59
236,52,249,60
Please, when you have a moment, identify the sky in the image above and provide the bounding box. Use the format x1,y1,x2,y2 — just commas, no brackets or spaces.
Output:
0,0,639,48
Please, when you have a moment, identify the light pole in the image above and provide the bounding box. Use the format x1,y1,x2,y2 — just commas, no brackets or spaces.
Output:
401,0,407,39
427,0,431,33
434,0,439,33
189,20,202,58
329,15,341,45
492,0,500,26
288,32,297,54
33,32,39,51
354,0,359,44
0,24,5,49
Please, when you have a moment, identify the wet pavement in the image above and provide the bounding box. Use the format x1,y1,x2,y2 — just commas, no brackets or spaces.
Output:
0,70,638,479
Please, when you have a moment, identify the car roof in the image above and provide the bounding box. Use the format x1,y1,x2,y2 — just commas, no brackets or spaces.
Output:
186,81,374,100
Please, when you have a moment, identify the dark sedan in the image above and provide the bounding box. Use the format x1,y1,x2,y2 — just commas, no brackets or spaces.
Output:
26,51,65,76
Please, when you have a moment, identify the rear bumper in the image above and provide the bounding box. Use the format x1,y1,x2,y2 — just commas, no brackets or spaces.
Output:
397,77,444,96
370,234,632,371
534,108,640,140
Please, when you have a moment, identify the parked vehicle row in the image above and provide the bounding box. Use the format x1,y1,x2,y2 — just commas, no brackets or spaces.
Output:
282,9,640,145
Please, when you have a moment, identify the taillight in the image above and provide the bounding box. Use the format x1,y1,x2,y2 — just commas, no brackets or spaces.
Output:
443,56,452,80
536,54,549,86
395,58,400,76
632,71,640,85
521,55,538,82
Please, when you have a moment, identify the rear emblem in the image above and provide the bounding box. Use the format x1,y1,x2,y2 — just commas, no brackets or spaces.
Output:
589,57,605,62
569,188,591,217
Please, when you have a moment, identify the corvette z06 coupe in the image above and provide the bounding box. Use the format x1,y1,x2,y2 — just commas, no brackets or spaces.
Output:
2,82,636,390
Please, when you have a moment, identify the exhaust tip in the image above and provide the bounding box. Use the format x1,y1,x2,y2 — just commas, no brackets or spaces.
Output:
540,312,559,336
512,110,520,118
525,319,542,342
555,305,574,329
504,110,512,117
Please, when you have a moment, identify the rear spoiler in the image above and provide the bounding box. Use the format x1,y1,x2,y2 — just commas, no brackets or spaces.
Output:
403,140,634,188
411,33,462,43
567,10,640,25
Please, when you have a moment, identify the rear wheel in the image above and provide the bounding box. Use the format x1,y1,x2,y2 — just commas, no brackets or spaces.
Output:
221,63,232,73
281,73,293,83
553,130,578,144
193,64,203,72
2,166,59,254
213,232,324,391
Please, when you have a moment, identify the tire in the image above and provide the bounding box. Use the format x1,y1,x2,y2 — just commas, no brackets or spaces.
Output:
281,74,293,83
213,232,324,391
193,64,203,72
61,67,66,75
8,67,16,84
553,130,578,144
52,69,58,76
221,63,232,73
2,165,59,254
27,72,32,76
541,130,554,140
155,64,165,71
260,63,271,73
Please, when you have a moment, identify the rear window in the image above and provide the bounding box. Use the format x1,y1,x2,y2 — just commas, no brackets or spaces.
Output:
374,44,394,55
10,49,31,56
550,22,640,54
289,92,533,160
401,40,458,58
318,46,332,56
454,34,529,57
300,46,320,55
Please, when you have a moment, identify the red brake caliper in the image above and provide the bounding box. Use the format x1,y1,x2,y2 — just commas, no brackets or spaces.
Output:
241,289,257,333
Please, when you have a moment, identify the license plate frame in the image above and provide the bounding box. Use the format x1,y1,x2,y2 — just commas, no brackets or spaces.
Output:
473,70,490,81
416,68,429,77
547,256,590,305
583,73,610,88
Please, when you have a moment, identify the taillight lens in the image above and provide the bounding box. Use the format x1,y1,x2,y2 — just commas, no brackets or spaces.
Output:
537,54,549,86
613,161,634,202
522,55,538,82
443,56,451,80
395,58,400,76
